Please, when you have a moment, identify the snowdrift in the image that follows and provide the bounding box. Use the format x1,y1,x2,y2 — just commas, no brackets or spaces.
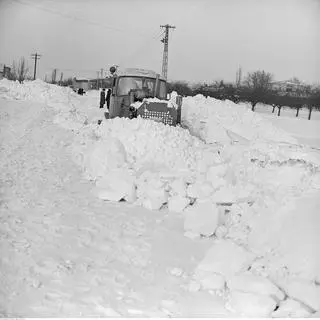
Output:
1,79,319,316
182,94,298,145
0,78,78,106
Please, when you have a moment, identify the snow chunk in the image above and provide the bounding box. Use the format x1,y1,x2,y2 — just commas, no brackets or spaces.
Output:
272,298,312,317
136,173,169,209
84,137,127,180
194,270,225,291
142,197,165,210
215,225,228,239
211,186,236,204
183,201,220,237
167,195,190,212
227,291,277,317
196,240,255,277
96,169,136,202
168,267,184,277
186,181,214,200
188,280,201,292
227,272,285,301
206,164,228,180
169,178,187,197
279,279,320,311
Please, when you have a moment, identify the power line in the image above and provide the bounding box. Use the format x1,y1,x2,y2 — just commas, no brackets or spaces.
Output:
11,0,160,39
117,29,165,67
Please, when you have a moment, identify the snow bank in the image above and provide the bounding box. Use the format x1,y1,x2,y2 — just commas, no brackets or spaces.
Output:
94,117,210,173
182,95,298,145
0,78,87,132
0,78,78,107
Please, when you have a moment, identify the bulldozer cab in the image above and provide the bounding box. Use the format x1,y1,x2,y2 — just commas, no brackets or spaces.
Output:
110,69,166,97
107,67,182,126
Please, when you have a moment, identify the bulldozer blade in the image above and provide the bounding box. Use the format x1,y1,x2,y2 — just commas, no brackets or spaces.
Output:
136,101,179,126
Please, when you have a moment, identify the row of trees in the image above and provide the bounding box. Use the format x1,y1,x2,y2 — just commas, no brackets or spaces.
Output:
6,57,31,82
4,57,74,86
168,71,320,120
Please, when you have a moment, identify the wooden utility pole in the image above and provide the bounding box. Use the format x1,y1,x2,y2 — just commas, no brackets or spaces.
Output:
97,71,100,89
31,53,41,80
160,24,176,80
59,72,63,85
51,68,57,84
236,66,242,87
100,68,104,88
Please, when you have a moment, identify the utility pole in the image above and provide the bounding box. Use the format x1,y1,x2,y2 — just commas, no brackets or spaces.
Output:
59,72,63,86
51,68,57,84
100,68,104,88
97,71,100,89
31,53,41,80
160,24,175,80
236,66,242,87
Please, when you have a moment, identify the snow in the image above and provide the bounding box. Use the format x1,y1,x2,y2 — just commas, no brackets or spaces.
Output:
182,95,299,145
226,272,285,301
1,78,319,317
278,279,320,311
131,91,179,110
194,271,226,291
167,195,190,212
227,291,278,317
195,239,255,277
183,201,220,237
272,298,312,317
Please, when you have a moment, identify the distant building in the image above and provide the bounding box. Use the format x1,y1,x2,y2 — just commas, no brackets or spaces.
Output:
271,80,309,96
72,78,91,91
0,64,11,79
72,77,113,91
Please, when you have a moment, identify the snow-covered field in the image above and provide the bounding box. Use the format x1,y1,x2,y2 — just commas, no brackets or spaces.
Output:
0,79,319,317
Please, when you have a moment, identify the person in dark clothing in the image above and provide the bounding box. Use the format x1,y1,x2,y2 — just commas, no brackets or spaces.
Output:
105,89,111,110
100,88,106,108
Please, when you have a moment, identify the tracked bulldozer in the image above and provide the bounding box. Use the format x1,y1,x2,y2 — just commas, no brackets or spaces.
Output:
104,67,182,126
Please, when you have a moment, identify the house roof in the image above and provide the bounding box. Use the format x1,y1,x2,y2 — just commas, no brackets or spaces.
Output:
271,80,306,87
74,77,90,82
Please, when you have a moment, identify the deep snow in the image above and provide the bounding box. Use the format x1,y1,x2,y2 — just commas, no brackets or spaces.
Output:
0,79,319,317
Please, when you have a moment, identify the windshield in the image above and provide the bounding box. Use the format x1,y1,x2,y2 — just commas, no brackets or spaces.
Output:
117,76,167,99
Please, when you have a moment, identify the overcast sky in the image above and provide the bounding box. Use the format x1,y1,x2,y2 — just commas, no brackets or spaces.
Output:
0,0,319,84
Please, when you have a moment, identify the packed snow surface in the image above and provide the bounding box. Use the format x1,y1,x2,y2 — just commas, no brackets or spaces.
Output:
1,79,319,317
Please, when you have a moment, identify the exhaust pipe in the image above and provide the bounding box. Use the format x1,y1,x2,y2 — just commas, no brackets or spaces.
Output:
154,74,160,98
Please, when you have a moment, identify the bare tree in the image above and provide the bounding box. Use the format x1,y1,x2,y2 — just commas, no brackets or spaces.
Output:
167,81,192,96
244,70,273,90
244,70,273,111
9,57,29,83
60,77,74,87
308,89,320,120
